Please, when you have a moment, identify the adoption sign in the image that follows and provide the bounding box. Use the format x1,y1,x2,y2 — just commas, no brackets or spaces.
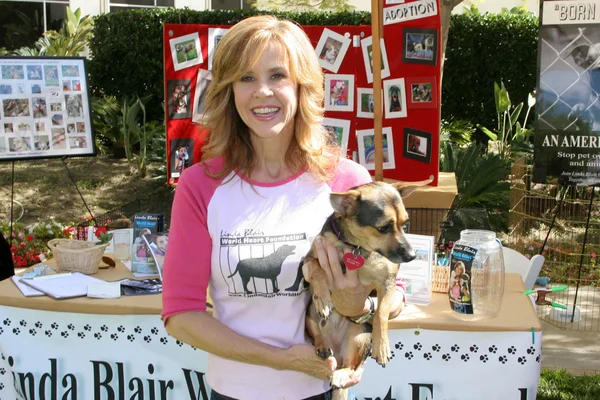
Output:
0,305,541,399
534,0,600,185
383,0,438,26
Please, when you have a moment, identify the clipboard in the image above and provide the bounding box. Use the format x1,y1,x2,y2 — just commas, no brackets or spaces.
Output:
21,272,106,299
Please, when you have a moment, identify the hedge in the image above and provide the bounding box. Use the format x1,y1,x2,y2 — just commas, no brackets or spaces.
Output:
88,8,539,131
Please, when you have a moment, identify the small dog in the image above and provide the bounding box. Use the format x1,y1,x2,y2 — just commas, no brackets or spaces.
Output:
330,81,346,106
389,85,401,112
303,179,431,399
320,42,340,65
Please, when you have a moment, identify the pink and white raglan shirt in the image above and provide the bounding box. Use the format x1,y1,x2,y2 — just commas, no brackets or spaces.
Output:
161,157,372,400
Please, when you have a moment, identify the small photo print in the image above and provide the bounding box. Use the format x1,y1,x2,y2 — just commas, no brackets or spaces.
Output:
67,123,76,134
403,127,432,164
356,87,381,119
4,123,14,133
33,135,50,150
35,121,46,132
357,127,395,170
403,28,438,66
1,65,24,80
324,74,355,112
407,77,437,109
208,28,229,70
168,80,191,120
68,136,88,149
15,84,26,95
26,65,43,80
76,122,86,133
61,65,79,77
63,80,72,91
17,122,32,133
3,99,30,117
51,114,63,126
192,69,212,124
65,94,83,118
361,36,391,84
322,117,351,155
44,65,59,86
9,137,31,152
170,32,203,72
72,80,81,91
384,78,408,119
31,84,42,94
50,102,62,112
170,138,194,180
315,28,351,73
0,85,12,94
51,128,66,149
32,97,47,118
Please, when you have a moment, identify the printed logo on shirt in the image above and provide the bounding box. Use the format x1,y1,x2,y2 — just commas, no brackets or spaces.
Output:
219,230,310,298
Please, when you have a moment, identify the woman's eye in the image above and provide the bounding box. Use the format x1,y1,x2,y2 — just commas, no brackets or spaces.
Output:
272,73,285,80
240,75,254,82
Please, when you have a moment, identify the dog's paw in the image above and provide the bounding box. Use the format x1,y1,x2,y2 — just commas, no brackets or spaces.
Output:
330,369,352,389
316,347,333,359
371,337,391,367
312,293,334,319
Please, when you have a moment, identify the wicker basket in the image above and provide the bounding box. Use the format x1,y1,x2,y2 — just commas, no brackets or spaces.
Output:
47,239,109,275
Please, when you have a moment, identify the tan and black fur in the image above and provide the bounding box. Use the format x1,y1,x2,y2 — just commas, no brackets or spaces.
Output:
302,179,431,399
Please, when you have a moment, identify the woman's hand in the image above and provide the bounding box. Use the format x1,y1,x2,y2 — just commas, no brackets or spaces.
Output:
314,236,371,317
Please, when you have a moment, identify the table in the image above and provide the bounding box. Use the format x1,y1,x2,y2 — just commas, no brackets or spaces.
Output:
0,262,541,400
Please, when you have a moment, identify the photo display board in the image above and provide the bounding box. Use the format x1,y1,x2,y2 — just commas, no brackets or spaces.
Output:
534,0,600,185
0,56,95,161
163,0,441,185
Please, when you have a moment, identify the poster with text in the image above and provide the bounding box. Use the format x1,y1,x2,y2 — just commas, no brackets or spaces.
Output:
534,0,600,185
0,56,95,161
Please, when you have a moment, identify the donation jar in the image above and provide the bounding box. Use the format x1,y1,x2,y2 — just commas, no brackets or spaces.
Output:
448,230,505,320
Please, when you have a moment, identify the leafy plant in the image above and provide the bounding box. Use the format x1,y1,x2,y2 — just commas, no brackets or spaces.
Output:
478,82,536,161
11,7,93,57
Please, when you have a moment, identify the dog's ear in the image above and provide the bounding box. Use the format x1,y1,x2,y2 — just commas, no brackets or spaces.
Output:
391,176,433,198
330,190,361,217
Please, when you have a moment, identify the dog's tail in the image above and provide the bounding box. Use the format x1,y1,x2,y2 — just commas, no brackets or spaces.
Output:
227,266,239,278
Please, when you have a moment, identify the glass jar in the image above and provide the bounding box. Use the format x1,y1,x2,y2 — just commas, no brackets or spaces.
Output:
448,230,505,320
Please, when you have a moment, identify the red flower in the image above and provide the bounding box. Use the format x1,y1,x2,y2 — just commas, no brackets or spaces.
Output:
34,256,41,263
10,245,17,252
19,242,26,248
26,235,33,242
95,226,108,238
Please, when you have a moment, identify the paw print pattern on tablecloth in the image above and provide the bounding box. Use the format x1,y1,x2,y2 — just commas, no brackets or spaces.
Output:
94,333,102,340
151,327,159,335
61,331,69,338
461,354,470,362
3,318,11,326
470,345,479,353
19,320,27,327
78,332,85,339
117,325,125,333
498,355,508,364
518,356,527,365
67,324,75,330
101,325,108,332
451,344,460,352
405,351,413,360
110,333,119,341
135,326,142,334
489,345,498,354
480,354,489,363
45,330,52,337
0,327,4,335
12,328,20,336
536,355,541,363
84,324,92,331
176,340,184,347
413,342,422,351
423,352,432,360
51,322,58,330
160,337,169,345
35,321,42,329
441,353,451,362
394,342,404,350
432,344,441,352
527,346,536,355
29,329,37,336
144,336,152,343
0,367,6,375
507,346,517,355
128,335,135,342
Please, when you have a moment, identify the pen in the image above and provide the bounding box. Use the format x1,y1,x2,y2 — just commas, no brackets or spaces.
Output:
32,272,73,280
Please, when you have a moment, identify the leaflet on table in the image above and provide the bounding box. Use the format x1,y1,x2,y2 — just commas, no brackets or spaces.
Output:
398,234,435,305
131,213,165,275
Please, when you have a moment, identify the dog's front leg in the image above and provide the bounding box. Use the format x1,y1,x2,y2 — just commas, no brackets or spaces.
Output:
371,277,396,366
303,257,334,319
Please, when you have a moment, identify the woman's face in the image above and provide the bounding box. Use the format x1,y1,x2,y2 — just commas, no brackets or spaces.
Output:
156,236,168,252
232,41,298,142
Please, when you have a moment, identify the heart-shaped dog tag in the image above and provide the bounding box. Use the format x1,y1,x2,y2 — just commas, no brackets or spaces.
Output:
344,252,365,270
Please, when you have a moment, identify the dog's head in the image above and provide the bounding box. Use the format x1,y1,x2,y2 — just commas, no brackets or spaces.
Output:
390,86,400,102
330,179,432,264
325,43,339,62
332,80,345,96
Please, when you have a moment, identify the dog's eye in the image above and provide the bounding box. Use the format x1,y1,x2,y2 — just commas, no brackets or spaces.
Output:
377,223,393,234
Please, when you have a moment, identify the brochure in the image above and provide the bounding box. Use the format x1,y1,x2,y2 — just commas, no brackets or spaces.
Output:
397,234,435,305
131,213,165,274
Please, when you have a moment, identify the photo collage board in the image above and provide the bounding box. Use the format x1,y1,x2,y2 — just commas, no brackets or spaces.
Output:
0,57,95,161
162,0,441,185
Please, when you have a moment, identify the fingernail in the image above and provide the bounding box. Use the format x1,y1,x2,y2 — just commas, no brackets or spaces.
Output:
316,237,322,244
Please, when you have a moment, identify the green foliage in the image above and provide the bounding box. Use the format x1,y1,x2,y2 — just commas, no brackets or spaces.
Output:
538,369,600,400
11,7,93,57
252,0,355,12
443,12,538,136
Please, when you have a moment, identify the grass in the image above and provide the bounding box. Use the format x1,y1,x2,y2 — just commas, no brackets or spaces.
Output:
539,370,600,400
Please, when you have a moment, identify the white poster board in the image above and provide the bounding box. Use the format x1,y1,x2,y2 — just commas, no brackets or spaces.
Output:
0,56,95,161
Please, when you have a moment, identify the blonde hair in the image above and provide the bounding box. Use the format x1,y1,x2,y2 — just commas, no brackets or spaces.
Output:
200,15,340,182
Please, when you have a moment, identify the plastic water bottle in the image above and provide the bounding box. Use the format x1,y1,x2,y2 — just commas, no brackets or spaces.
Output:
448,230,505,320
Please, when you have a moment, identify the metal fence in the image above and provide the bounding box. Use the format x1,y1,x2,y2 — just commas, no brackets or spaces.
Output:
507,156,600,331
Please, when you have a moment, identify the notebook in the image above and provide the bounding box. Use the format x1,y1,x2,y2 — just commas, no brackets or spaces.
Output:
21,272,106,299
11,275,45,297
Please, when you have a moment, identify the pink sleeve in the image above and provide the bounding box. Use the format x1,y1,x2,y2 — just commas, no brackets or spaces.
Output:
161,160,223,323
396,276,407,302
328,158,373,191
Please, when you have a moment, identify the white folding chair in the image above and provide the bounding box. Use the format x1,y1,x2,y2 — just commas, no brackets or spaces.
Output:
502,247,545,290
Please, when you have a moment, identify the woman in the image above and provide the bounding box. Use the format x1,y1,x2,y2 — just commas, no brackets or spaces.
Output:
161,15,405,400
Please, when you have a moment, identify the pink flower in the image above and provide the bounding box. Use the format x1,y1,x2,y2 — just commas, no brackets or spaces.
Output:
592,252,597,259
525,254,531,259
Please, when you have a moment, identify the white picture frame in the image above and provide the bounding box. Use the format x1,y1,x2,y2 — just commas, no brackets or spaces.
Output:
384,78,408,119
322,117,351,155
169,32,203,72
192,69,212,124
357,127,395,170
315,28,352,73
324,74,355,112
361,36,391,84
208,28,229,71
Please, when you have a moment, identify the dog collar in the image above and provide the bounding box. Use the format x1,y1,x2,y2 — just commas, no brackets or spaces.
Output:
330,216,365,270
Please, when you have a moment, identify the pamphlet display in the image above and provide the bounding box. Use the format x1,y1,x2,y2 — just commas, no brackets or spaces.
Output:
397,234,434,305
0,56,95,161
131,213,165,275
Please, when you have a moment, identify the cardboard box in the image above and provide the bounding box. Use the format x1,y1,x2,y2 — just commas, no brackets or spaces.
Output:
384,172,458,209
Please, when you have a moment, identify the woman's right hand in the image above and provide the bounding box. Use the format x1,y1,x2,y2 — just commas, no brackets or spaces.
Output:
286,343,337,381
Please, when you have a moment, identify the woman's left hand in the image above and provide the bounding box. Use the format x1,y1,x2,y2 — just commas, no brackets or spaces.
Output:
313,236,371,317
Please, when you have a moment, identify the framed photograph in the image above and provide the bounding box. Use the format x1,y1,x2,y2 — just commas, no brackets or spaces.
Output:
167,79,191,120
208,28,229,71
169,138,194,180
357,127,395,170
406,76,437,109
324,74,354,112
403,127,432,164
403,28,438,66
322,117,350,155
315,28,351,73
192,69,212,124
0,56,95,162
361,36,391,84
169,32,203,72
357,88,375,119
384,78,408,119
